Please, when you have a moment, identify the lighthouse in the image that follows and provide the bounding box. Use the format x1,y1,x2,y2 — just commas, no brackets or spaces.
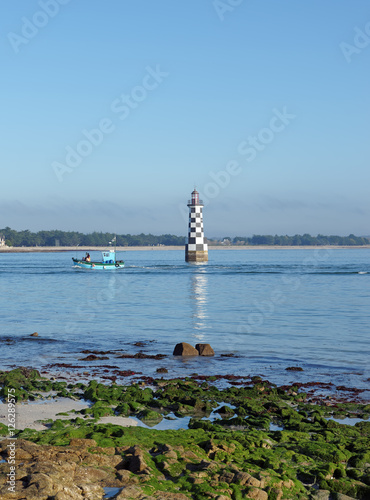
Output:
185,189,208,262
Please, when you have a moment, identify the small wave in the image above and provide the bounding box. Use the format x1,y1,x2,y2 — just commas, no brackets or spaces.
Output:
307,271,368,275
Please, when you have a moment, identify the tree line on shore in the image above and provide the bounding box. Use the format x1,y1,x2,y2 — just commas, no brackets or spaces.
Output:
0,228,185,247
221,233,370,246
1,227,369,247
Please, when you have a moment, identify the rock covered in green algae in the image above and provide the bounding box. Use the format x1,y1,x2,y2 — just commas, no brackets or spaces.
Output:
215,405,235,417
0,367,81,402
138,409,163,426
10,414,369,499
0,367,42,401
1,369,370,499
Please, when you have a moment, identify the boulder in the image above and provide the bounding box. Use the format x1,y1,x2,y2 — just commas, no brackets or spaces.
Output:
233,471,261,487
116,470,139,485
116,486,143,499
216,405,235,417
69,439,97,448
267,489,283,500
336,494,358,500
153,493,190,500
219,471,235,484
127,446,149,473
245,488,268,500
195,343,215,356
173,343,199,356
311,491,330,500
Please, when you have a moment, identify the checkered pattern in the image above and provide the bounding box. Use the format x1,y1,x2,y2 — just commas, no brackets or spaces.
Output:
185,202,208,253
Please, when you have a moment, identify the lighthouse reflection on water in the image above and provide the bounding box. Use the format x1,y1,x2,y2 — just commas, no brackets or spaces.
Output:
185,187,209,341
190,268,208,341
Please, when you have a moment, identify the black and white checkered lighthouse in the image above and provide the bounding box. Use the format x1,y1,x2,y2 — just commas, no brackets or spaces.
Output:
185,188,208,262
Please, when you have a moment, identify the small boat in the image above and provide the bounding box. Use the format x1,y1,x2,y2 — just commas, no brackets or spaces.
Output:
72,250,124,270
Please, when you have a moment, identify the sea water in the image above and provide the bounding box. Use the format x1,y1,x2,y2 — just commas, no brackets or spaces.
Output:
0,249,369,397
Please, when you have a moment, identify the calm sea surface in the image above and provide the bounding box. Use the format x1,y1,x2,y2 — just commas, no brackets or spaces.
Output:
0,249,369,397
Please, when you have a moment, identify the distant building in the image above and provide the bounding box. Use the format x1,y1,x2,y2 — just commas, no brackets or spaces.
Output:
0,234,6,247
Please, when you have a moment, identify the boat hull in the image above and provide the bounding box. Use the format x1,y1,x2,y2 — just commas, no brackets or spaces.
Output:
72,258,125,270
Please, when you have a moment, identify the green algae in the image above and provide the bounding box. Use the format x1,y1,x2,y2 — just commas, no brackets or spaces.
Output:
0,423,8,436
0,367,42,401
2,369,370,499
138,409,163,426
0,368,87,402
115,402,131,416
13,415,370,498
216,405,235,417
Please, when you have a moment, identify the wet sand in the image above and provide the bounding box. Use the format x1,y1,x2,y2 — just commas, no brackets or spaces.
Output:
0,398,137,431
0,246,182,253
1,245,369,253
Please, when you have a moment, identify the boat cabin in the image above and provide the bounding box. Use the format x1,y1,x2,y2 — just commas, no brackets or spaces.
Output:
102,251,116,264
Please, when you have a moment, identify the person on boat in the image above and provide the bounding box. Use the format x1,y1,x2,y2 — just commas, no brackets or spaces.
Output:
85,253,91,262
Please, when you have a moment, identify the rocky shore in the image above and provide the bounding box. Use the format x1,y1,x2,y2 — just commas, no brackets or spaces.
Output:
0,367,369,499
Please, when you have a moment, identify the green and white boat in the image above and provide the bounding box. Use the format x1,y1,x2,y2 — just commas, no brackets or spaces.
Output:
72,250,124,270
72,237,124,270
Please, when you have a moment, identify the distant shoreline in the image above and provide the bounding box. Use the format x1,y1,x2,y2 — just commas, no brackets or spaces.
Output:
1,245,370,253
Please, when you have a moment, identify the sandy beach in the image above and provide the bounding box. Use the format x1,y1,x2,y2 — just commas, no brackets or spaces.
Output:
1,244,370,253
0,398,137,432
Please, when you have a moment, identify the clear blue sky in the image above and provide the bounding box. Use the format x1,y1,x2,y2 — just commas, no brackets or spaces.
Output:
1,0,369,237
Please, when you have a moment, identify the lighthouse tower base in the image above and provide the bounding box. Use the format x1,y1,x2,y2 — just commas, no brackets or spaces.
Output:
185,249,208,262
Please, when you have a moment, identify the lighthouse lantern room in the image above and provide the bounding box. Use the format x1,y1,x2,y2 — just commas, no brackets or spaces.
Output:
185,189,208,262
